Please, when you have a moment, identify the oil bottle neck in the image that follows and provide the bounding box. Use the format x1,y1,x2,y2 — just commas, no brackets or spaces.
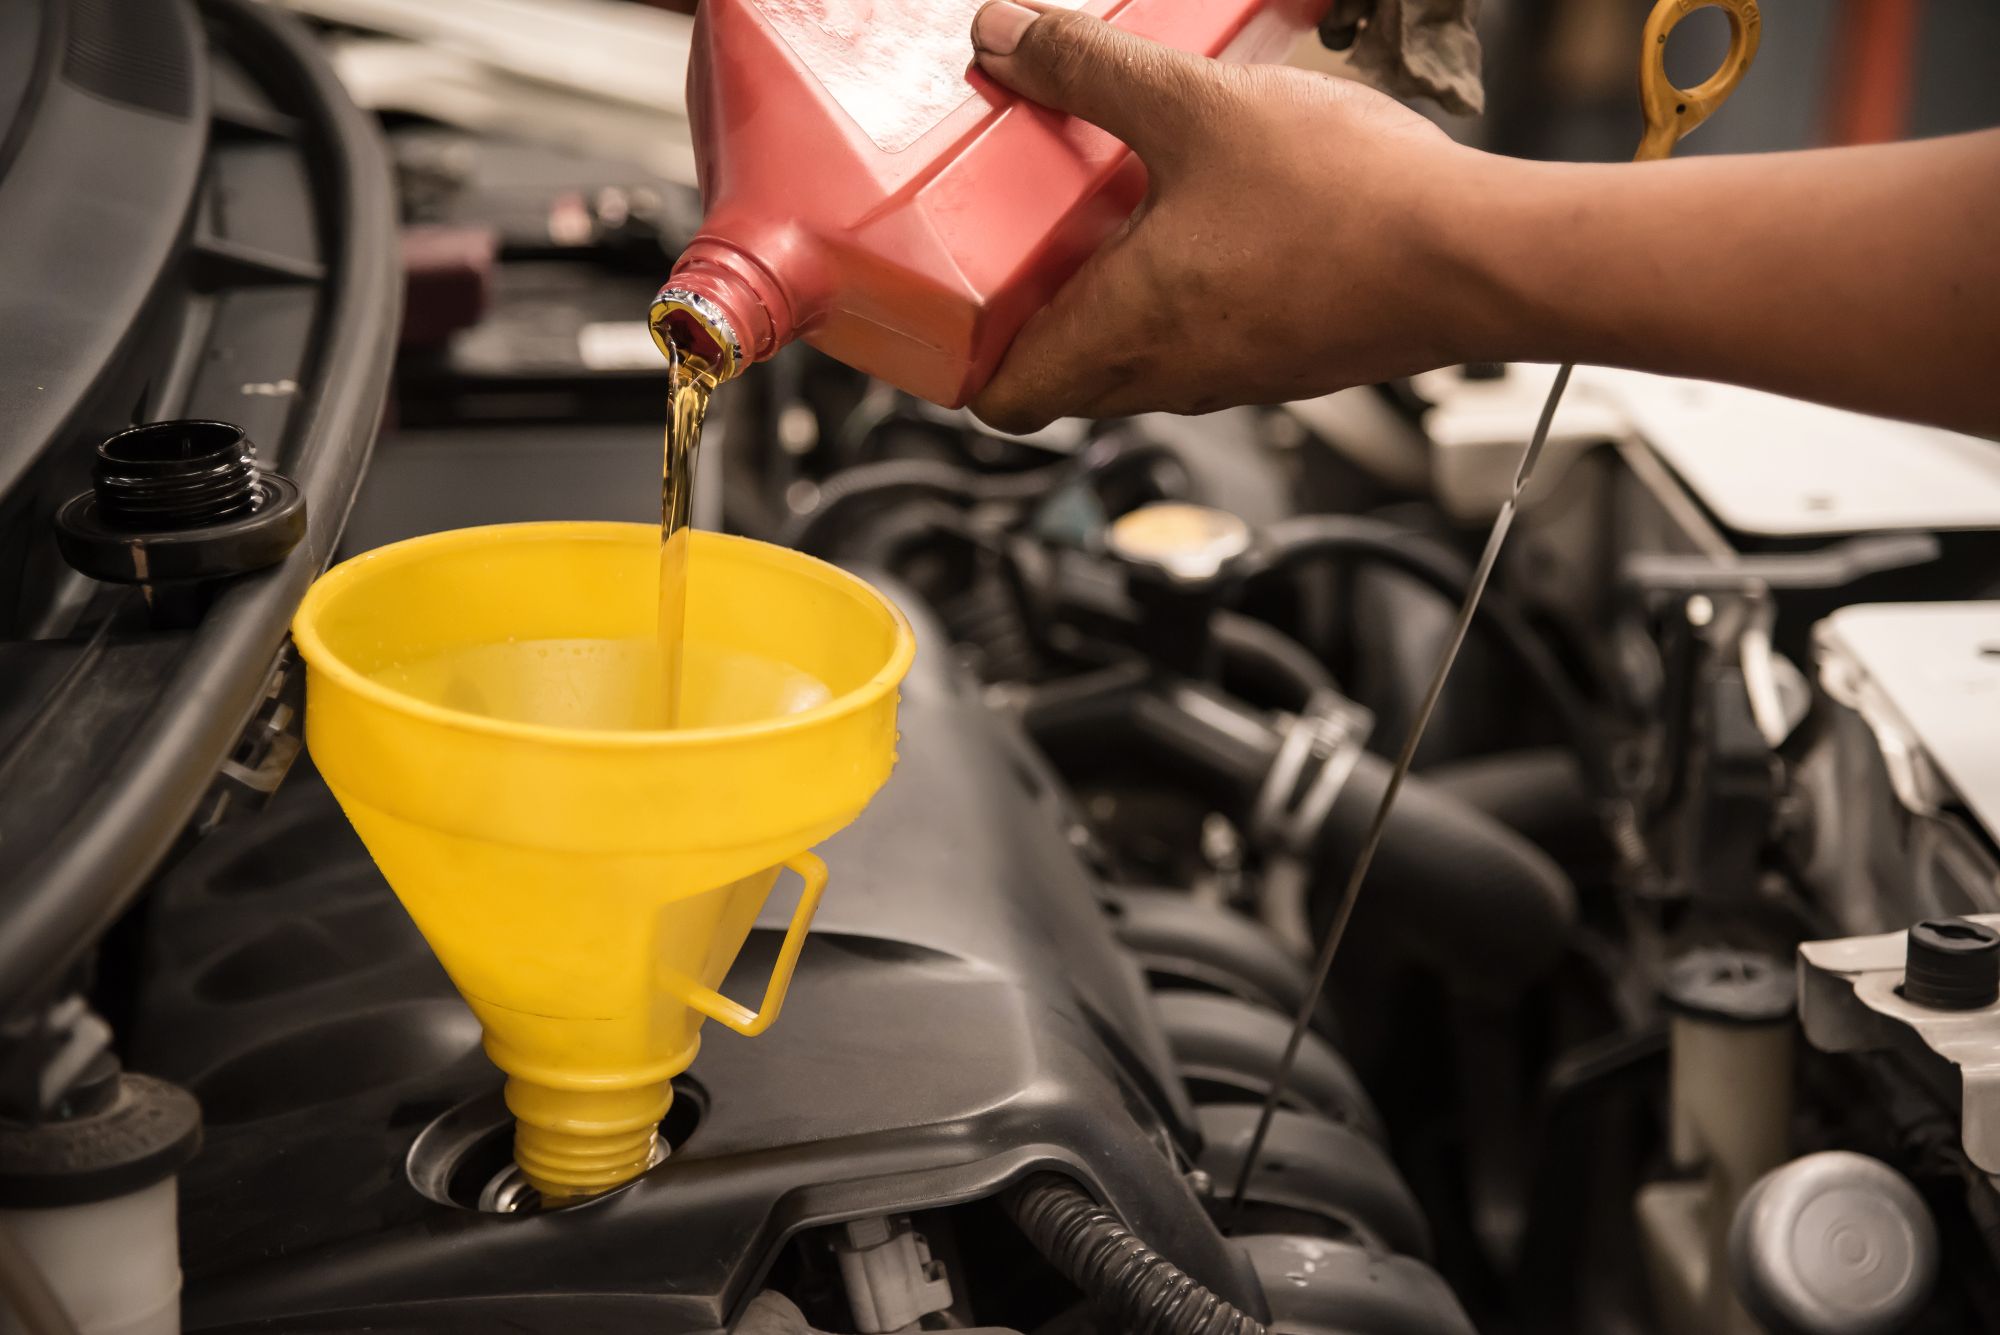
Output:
652,239,798,382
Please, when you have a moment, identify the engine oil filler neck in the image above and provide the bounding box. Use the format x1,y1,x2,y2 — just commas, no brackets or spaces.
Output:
405,1082,704,1214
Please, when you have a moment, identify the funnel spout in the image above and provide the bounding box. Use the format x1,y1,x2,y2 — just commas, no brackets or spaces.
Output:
507,1079,674,1200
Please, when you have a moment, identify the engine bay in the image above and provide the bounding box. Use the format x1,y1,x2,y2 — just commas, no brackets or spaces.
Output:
3,4,1999,1334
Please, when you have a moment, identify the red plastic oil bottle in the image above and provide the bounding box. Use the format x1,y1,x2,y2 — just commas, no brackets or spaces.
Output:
652,0,1326,407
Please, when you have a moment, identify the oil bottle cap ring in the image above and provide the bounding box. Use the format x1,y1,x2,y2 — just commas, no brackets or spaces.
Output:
650,287,742,383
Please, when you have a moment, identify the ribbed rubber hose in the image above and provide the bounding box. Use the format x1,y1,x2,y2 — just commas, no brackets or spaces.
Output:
1006,1174,1266,1335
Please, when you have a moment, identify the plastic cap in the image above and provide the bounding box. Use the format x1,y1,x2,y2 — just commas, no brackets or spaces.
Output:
1105,503,1253,587
1661,948,1794,1026
1730,1151,1938,1335
0,1073,202,1208
53,420,305,585
1902,917,2000,1010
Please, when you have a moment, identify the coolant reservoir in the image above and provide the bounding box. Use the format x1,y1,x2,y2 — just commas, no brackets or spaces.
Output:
654,0,1325,406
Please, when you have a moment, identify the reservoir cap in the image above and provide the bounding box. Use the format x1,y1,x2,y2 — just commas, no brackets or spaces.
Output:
0,1071,201,1207
1662,947,1794,1026
1105,502,1253,588
1730,1151,1938,1335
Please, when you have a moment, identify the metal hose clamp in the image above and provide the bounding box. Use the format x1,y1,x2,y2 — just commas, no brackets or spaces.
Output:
1252,692,1374,856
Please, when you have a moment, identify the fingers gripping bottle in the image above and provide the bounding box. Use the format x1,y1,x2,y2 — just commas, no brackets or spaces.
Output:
652,0,1325,406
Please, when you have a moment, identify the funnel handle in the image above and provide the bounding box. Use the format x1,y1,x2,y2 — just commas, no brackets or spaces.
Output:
664,852,827,1038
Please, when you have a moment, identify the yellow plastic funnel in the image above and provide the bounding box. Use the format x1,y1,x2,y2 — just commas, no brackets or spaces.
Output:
291,522,913,1200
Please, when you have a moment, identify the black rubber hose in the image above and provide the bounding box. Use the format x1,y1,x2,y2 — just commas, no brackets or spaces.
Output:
1312,749,1576,995
1007,1174,1266,1335
1210,612,1336,713
1024,682,1576,995
779,457,1066,553
1254,514,1618,800
1423,747,1616,875
782,439,1186,555
843,499,978,570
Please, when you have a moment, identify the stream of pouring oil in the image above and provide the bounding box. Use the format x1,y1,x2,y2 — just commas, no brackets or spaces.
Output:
658,339,717,728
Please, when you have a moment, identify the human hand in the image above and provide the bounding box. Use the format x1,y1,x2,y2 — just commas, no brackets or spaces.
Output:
967,1,1495,433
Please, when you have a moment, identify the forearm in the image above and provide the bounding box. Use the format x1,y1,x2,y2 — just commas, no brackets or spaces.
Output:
1445,131,2000,437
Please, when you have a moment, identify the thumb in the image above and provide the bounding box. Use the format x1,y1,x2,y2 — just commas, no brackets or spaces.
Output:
970,2,1218,169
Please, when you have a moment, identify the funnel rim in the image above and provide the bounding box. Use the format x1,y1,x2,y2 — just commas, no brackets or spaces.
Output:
291,521,915,750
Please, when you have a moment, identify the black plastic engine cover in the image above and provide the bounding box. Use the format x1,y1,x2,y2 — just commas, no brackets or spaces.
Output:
130,593,1238,1331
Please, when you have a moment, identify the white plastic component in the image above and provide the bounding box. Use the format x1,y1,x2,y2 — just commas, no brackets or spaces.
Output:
1638,997,1793,1335
1815,602,2000,838
267,0,699,186
1416,364,2000,534
836,1215,954,1333
1730,1151,1940,1335
575,322,662,373
0,1178,181,1335
267,0,693,112
1282,387,1431,491
1415,364,1624,522
1590,370,2000,537
1799,915,2000,1176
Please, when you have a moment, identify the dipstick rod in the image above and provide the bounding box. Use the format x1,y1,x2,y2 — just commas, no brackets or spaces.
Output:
1222,0,1761,1222
1224,365,1572,1221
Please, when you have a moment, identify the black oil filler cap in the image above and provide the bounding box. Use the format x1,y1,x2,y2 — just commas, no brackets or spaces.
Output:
1902,917,2000,1010
54,419,305,587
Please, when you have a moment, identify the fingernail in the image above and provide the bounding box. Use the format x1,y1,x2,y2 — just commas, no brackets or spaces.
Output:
972,1,1037,56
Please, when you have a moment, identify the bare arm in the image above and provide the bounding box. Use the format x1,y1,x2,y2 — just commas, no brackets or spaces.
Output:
966,2,2000,438
1454,134,2000,434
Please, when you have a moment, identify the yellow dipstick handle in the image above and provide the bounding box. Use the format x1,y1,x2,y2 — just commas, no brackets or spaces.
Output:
659,852,828,1037
1636,0,1763,162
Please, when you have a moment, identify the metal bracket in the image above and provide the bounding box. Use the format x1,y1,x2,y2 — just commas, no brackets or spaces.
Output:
196,645,305,836
1730,593,1809,750
1622,532,1940,597
1798,916,2000,1174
